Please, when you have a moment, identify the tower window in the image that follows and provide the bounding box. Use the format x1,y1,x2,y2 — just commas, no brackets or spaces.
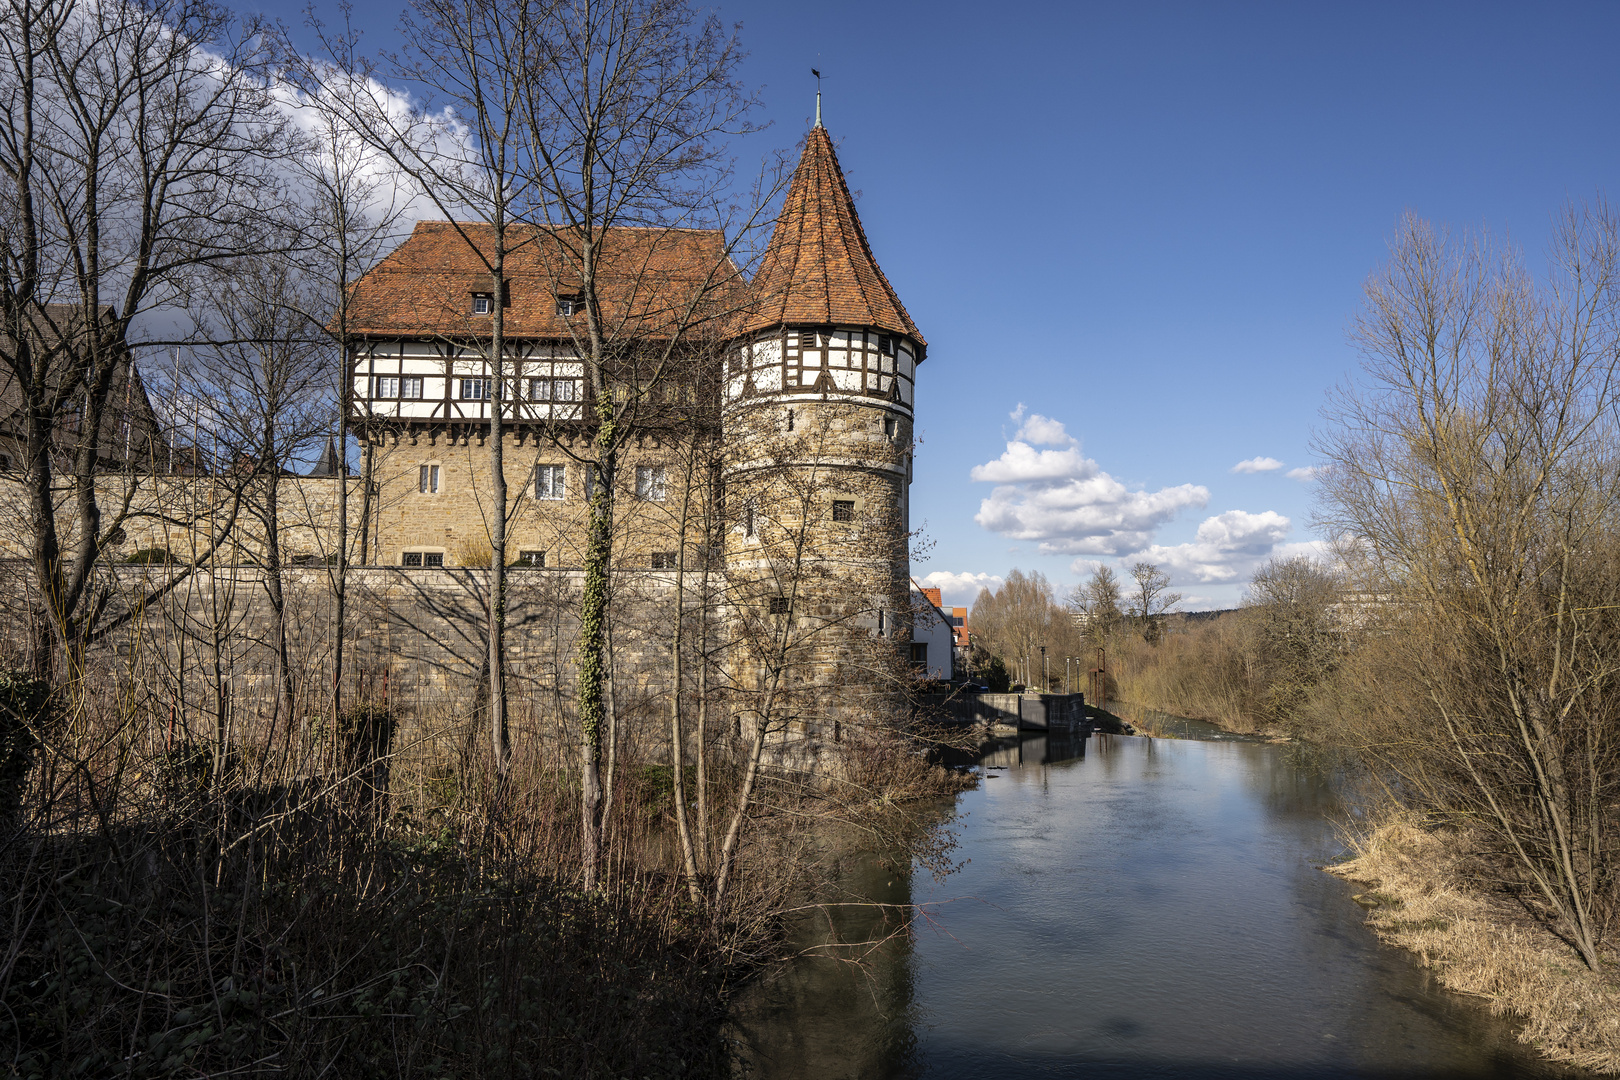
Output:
650,551,677,570
769,596,790,614
744,502,756,537
883,417,897,438
878,335,894,356
534,463,566,500
786,408,794,432
516,550,546,568
635,465,667,502
472,293,492,314
832,500,854,522
877,608,886,635
418,464,441,494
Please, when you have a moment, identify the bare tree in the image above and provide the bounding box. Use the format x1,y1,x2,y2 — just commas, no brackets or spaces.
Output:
0,0,291,683
280,22,416,735
1127,561,1180,643
1318,206,1620,970
187,257,332,737
1071,565,1123,644
298,0,546,778
511,0,770,888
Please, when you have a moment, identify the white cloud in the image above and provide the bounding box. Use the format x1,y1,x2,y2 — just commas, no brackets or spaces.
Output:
1130,510,1293,583
1231,456,1284,474
916,570,1005,608
1286,466,1320,482
972,418,1208,555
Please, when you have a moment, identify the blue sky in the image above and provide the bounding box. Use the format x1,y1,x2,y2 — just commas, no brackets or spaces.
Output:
260,1,1620,608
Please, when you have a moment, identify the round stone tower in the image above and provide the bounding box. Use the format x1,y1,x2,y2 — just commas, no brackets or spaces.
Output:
722,121,926,732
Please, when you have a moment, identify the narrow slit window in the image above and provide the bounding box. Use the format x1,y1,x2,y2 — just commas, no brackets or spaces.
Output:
419,464,440,494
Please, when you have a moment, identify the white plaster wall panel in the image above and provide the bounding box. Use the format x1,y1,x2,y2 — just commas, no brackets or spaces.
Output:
878,374,892,393
900,377,913,406
755,364,782,391
753,339,782,369
880,355,895,374
556,362,583,377
403,342,439,356
831,369,860,392
727,374,745,400
899,355,914,380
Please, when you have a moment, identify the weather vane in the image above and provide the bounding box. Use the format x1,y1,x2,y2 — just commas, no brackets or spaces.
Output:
812,67,822,127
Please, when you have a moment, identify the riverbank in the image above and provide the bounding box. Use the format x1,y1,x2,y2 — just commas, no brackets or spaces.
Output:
1331,817,1620,1073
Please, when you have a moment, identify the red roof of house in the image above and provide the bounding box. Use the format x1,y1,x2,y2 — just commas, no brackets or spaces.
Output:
733,127,925,355
920,586,943,609
346,222,743,340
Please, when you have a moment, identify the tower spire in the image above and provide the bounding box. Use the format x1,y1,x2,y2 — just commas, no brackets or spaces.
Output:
812,67,822,127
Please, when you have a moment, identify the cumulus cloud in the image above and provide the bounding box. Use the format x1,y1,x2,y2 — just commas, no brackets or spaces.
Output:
1130,510,1293,583
1231,456,1284,474
1286,466,1320,482
971,413,1208,555
916,570,1005,608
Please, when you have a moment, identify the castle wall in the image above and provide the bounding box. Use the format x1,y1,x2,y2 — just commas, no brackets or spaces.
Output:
363,428,708,570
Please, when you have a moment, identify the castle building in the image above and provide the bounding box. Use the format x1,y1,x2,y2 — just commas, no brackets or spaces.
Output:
345,119,923,584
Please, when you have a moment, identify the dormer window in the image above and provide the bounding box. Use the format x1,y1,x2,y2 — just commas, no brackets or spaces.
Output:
556,296,580,317
472,293,492,315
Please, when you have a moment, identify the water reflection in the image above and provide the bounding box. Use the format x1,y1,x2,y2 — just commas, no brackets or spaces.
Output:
732,730,1595,1079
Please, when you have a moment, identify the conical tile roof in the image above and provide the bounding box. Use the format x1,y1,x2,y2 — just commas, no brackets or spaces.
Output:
735,126,925,356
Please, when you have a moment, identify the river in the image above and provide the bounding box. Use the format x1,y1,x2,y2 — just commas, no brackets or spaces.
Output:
731,718,1593,1079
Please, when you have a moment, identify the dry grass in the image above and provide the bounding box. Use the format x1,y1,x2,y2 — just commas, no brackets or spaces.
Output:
1331,817,1620,1072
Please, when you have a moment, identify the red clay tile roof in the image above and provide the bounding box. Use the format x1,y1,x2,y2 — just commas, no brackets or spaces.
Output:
347,222,742,340
733,126,925,356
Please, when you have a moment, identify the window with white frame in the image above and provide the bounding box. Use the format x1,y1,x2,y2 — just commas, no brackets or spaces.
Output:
418,464,440,494
555,296,580,317
635,465,667,502
534,464,566,500
460,378,490,400
472,293,492,314
401,376,424,399
528,377,582,402
375,375,399,398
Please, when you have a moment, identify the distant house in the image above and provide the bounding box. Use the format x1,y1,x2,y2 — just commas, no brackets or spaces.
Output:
911,584,954,681
0,304,170,475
